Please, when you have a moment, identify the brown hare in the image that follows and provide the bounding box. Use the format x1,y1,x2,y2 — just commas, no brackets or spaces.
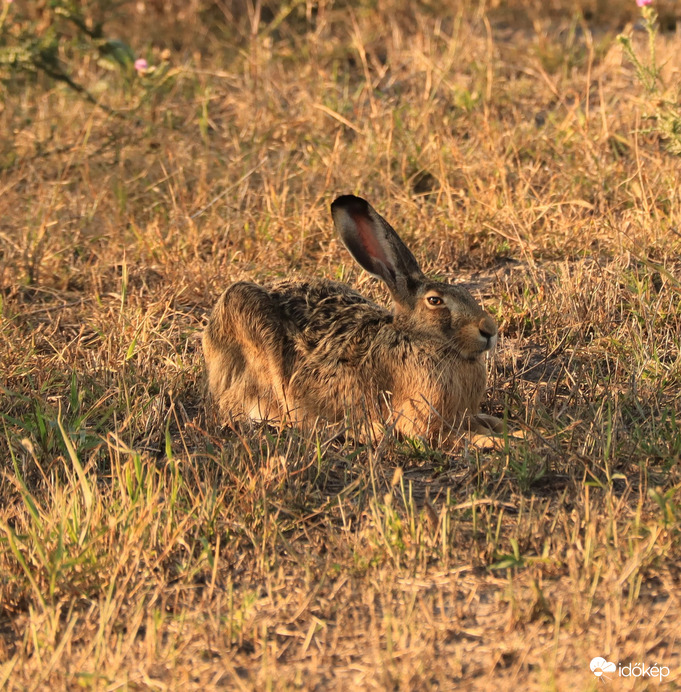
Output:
203,195,503,443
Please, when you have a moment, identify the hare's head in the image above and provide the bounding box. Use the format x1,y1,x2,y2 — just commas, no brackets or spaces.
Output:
331,195,497,360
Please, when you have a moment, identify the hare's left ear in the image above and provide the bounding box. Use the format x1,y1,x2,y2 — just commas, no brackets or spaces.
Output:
331,195,425,307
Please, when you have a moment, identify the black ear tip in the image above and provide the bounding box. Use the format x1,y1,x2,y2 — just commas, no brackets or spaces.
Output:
331,194,370,217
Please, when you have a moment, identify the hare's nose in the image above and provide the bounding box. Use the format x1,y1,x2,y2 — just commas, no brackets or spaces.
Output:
478,315,498,340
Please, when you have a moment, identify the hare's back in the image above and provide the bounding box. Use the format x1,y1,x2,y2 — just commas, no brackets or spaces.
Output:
269,278,391,354
269,278,379,324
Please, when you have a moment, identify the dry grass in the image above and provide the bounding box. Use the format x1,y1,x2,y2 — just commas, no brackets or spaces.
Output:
1,1,681,689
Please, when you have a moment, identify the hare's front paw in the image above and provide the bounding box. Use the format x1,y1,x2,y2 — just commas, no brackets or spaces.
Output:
472,413,504,434
469,414,526,449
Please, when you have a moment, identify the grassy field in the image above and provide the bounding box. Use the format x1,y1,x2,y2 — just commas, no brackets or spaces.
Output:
1,1,680,689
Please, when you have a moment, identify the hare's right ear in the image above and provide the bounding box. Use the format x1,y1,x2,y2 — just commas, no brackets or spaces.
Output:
331,195,425,307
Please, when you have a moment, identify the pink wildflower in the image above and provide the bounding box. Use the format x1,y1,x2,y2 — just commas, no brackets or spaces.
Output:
134,58,148,73
636,0,652,7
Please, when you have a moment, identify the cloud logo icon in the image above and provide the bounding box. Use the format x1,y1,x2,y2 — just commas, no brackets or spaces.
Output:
590,657,617,677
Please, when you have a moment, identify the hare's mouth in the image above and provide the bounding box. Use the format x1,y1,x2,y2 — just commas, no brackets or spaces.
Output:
483,333,498,352
456,323,497,359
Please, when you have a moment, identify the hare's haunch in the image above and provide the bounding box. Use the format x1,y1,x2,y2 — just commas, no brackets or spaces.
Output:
203,195,502,441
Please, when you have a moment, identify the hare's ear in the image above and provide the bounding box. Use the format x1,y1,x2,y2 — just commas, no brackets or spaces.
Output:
331,195,425,307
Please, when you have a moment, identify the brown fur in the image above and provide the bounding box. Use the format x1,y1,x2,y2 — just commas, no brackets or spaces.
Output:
203,196,502,442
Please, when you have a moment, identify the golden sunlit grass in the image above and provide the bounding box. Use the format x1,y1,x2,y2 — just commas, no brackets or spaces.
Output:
1,1,680,689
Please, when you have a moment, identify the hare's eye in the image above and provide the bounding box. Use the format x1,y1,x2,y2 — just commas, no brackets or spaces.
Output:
427,296,444,306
